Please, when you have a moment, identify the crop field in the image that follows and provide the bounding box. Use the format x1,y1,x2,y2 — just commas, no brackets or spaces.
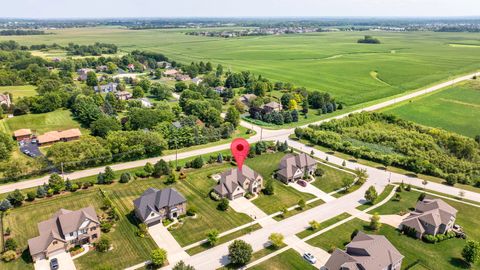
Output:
0,85,37,99
382,80,480,138
2,27,480,106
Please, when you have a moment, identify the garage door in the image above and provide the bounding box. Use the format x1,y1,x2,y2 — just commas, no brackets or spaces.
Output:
147,219,162,227
47,248,65,257
233,193,244,200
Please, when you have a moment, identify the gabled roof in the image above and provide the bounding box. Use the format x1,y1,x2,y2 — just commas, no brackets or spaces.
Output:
213,166,261,195
133,188,187,221
28,206,99,256
13,129,32,137
263,101,282,109
37,129,81,144
400,198,457,233
277,153,317,179
325,232,404,270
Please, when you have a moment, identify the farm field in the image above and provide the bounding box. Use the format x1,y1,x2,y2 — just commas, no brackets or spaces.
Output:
0,109,86,135
2,28,480,106
382,80,480,138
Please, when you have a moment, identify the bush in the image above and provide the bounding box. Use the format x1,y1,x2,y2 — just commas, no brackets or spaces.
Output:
190,156,204,169
100,221,113,233
151,248,167,267
217,198,229,211
314,167,325,177
423,234,438,243
120,173,131,183
4,238,17,251
135,170,150,178
263,180,274,195
95,236,111,252
209,191,221,201
26,191,36,201
268,233,284,249
137,223,148,238
186,206,197,216
1,250,17,262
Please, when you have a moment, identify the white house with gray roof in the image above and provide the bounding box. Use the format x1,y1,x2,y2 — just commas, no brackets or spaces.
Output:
133,188,187,226
400,198,457,239
325,231,404,270
213,166,263,200
28,206,100,261
277,153,317,184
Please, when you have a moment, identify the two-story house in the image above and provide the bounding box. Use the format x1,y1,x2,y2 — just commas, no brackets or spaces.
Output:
133,188,187,226
400,198,457,239
28,206,101,261
325,231,404,270
277,153,317,184
213,166,263,200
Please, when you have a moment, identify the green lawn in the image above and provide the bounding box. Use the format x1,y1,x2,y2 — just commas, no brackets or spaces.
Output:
0,109,86,135
245,152,315,214
0,85,37,99
357,185,395,211
296,212,351,239
4,28,480,109
311,164,356,194
306,218,479,270
382,80,480,138
249,249,317,270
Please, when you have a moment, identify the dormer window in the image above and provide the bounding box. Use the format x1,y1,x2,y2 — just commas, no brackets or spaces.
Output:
70,232,74,236
151,213,155,217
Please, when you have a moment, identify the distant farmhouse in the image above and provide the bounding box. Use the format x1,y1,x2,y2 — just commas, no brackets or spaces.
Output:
213,166,263,200
94,82,118,93
157,61,172,69
400,198,457,239
13,129,32,141
28,206,100,261
277,153,317,184
176,74,191,81
134,188,187,226
37,128,81,146
77,68,93,81
192,77,203,85
262,101,282,113
163,69,179,77
115,91,133,101
325,231,404,270
138,98,153,108
0,93,11,107
240,94,257,107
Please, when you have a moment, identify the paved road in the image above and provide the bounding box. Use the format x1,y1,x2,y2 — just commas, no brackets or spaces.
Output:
2,72,477,195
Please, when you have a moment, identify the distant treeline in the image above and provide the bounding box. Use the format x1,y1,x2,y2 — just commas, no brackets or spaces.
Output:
0,29,47,36
4,41,118,56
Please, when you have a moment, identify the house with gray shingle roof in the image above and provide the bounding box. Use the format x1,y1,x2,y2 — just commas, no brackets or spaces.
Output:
400,198,457,239
277,153,317,184
133,188,187,226
325,231,404,270
213,166,263,200
28,206,100,261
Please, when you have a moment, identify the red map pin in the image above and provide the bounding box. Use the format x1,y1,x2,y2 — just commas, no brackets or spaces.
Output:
231,138,250,171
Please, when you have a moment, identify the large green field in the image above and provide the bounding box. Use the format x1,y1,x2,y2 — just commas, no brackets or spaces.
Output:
0,109,86,135
382,80,480,138
2,28,480,106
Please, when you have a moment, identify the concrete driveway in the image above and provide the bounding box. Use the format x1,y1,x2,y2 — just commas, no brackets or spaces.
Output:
286,235,331,269
230,197,277,227
148,223,190,263
290,181,336,202
34,251,76,270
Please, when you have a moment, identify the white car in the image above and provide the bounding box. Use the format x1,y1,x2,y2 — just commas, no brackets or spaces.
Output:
303,252,317,264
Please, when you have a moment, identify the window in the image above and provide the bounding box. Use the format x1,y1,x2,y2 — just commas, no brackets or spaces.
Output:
90,226,96,231
69,232,74,237
53,241,57,245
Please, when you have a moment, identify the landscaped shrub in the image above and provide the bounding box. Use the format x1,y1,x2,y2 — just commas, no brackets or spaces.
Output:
4,238,17,251
1,250,17,262
100,221,112,233
186,206,197,216
119,172,131,183
136,223,148,238
314,167,325,177
95,236,111,252
217,198,229,211
209,191,221,201
135,169,150,178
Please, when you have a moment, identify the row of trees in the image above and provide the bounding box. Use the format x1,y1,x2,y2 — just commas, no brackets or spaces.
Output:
296,112,480,186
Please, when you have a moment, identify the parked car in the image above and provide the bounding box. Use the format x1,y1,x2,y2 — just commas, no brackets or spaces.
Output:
298,180,307,187
303,252,317,264
50,258,59,270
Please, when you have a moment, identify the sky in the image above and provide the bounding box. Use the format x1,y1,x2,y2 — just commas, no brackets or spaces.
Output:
1,0,479,19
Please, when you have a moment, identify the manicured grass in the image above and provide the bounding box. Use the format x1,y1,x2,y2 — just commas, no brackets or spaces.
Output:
217,244,287,270
311,164,356,194
296,212,351,239
307,218,478,270
249,249,317,270
246,152,315,214
0,85,37,99
356,184,395,210
273,199,324,221
186,223,262,255
382,80,480,138
0,109,86,135
5,28,480,109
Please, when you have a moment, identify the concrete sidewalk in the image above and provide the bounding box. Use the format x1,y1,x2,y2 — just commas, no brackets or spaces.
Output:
230,197,277,227
148,224,190,263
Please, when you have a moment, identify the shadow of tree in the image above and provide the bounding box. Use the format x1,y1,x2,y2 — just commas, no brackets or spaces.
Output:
449,257,470,269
